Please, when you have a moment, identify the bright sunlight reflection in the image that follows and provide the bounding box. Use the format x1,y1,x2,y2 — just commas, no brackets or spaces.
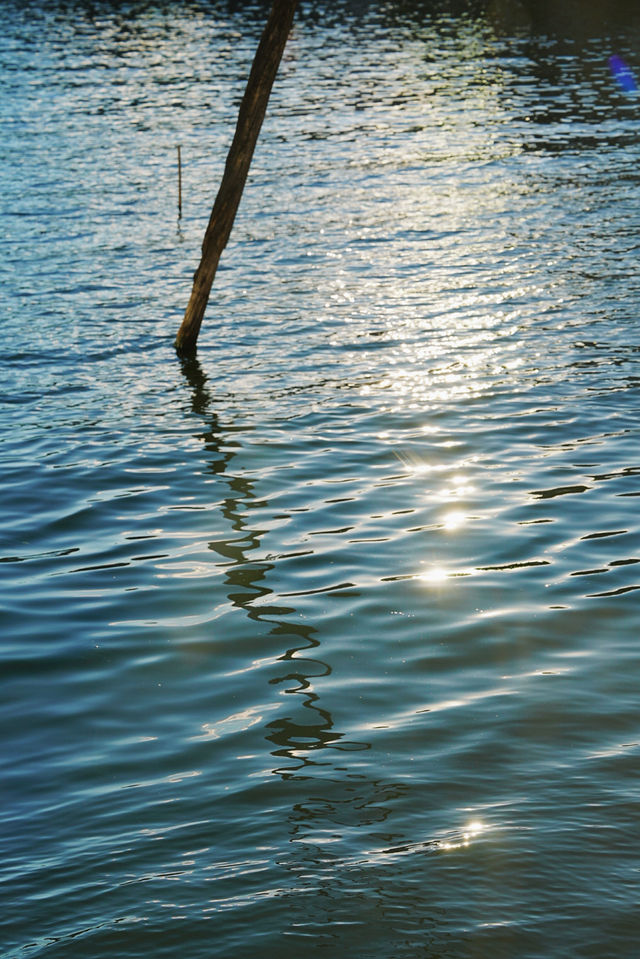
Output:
420,565,449,585
443,509,465,530
441,820,486,851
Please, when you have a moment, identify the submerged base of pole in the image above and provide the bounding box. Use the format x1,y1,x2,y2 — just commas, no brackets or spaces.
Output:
175,256,219,355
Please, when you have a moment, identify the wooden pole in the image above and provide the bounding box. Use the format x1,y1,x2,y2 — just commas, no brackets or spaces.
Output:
177,144,182,219
175,0,298,355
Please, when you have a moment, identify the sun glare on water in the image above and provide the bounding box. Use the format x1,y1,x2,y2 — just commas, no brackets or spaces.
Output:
420,565,449,585
443,509,466,531
440,820,487,851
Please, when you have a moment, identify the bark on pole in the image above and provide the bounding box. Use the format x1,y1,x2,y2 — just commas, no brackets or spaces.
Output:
175,0,298,355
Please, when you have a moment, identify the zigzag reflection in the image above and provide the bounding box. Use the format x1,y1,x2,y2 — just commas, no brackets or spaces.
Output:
179,356,369,781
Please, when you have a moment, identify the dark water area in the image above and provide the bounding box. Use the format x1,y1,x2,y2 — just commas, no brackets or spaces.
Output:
1,1,640,956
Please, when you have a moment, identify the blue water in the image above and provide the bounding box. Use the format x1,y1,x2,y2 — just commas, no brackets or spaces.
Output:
2,2,640,956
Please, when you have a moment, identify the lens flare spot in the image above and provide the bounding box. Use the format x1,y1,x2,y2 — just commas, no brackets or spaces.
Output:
610,55,638,93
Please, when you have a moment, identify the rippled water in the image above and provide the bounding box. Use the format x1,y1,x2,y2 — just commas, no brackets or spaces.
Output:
2,1,640,956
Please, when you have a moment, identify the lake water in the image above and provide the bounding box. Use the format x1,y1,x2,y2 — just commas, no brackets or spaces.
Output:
2,1,640,956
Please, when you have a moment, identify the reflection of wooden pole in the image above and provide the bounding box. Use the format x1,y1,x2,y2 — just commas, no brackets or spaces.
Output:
177,144,182,219
175,0,298,355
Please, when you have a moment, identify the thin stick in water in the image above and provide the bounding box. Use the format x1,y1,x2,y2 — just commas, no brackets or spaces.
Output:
177,144,182,219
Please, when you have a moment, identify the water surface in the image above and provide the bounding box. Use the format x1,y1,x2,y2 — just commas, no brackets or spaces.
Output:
1,2,640,956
